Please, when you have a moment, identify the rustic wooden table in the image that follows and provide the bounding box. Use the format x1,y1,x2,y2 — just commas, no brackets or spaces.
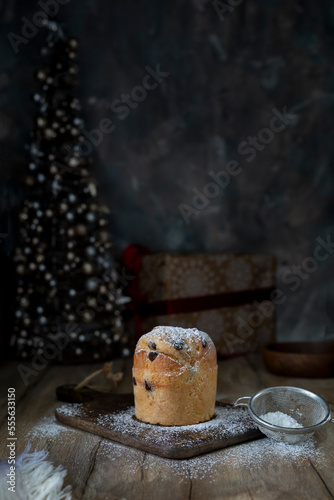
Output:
1,354,333,500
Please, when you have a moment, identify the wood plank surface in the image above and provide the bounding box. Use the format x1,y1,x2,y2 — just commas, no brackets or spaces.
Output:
0,360,50,421
0,354,333,499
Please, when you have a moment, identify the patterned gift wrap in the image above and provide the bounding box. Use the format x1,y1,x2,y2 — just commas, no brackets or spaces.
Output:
135,253,276,357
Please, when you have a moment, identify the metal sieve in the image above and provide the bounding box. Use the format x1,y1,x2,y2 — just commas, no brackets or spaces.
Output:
234,386,334,444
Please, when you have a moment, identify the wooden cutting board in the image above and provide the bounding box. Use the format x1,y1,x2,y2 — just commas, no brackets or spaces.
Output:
56,385,263,459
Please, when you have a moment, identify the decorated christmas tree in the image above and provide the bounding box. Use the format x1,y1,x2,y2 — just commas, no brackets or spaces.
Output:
12,22,129,363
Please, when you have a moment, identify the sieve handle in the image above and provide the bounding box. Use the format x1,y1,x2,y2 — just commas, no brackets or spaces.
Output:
234,396,250,408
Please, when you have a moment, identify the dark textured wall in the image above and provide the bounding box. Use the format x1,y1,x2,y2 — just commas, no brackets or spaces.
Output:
1,0,334,342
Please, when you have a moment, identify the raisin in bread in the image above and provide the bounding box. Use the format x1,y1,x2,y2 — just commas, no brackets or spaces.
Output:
132,326,218,426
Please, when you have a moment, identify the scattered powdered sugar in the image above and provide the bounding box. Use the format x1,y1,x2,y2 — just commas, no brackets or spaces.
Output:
27,414,78,440
259,411,303,428
99,431,324,483
37,403,324,481
57,403,259,448
185,437,324,481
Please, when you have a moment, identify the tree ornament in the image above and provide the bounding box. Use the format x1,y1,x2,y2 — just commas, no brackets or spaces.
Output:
69,64,79,75
37,174,46,183
25,175,35,186
86,296,97,307
44,128,56,140
23,317,31,327
86,212,95,223
70,98,80,110
98,230,110,243
82,262,94,275
66,212,75,221
19,212,28,222
68,37,79,50
37,117,47,128
36,69,47,81
85,246,96,257
83,310,94,323
86,277,99,292
76,224,87,236
59,202,69,213
20,297,29,308
68,193,77,203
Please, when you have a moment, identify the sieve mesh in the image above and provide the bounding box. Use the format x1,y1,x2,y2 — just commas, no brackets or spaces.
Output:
235,386,332,444
251,388,328,427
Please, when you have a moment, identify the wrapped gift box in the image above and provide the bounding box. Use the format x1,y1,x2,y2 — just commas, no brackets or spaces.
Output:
132,253,276,357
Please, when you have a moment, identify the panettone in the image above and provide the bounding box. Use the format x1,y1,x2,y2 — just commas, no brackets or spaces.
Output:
132,326,218,426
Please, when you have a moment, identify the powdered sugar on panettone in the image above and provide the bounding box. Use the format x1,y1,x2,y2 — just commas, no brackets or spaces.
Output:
137,326,214,365
150,326,210,348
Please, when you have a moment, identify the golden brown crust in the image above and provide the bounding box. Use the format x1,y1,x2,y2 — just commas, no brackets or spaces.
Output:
132,326,218,426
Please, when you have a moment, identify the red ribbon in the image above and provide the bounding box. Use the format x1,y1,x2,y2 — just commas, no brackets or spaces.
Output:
121,245,151,337
137,288,275,318
121,244,150,275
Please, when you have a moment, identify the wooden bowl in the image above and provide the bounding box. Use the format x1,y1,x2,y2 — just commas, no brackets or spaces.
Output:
263,341,334,378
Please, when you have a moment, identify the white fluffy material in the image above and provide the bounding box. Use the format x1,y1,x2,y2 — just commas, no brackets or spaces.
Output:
0,444,71,500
